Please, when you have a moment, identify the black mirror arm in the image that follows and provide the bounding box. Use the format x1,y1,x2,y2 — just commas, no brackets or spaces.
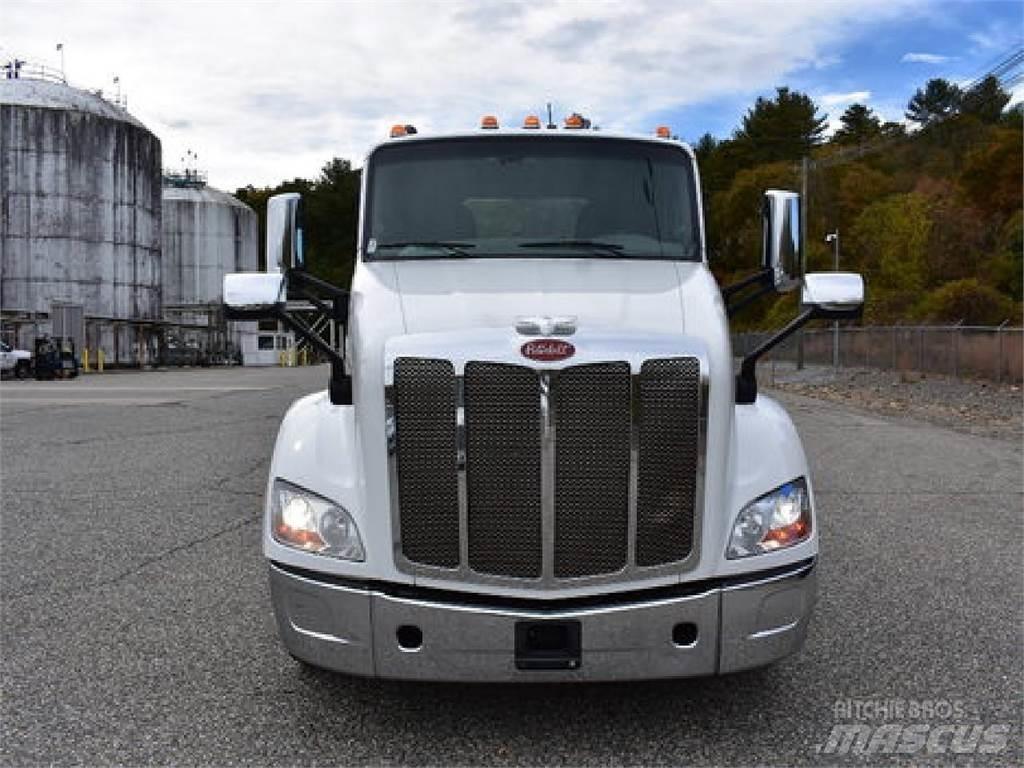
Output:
281,268,353,405
722,267,773,301
735,303,864,404
273,305,353,405
735,307,815,405
722,268,774,317
289,268,348,300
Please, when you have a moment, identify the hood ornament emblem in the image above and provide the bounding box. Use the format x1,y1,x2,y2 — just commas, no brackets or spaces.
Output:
515,315,577,336
521,339,575,362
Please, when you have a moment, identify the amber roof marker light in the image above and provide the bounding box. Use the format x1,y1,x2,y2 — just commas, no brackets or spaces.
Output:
523,115,541,129
480,115,499,129
564,113,589,129
655,125,672,139
390,124,409,138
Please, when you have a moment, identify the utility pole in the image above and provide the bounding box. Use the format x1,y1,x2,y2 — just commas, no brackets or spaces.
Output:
826,230,840,371
797,156,809,370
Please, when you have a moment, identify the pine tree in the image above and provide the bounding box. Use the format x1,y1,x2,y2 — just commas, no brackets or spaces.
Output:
833,103,882,145
905,78,962,125
960,75,1012,123
732,87,828,165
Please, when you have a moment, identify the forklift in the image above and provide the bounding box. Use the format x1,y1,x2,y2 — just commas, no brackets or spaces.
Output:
33,336,80,380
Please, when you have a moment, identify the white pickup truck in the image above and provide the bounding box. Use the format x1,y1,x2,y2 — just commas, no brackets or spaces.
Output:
0,341,31,379
224,116,864,681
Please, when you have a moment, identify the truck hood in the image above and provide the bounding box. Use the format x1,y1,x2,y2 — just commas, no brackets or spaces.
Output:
392,258,698,335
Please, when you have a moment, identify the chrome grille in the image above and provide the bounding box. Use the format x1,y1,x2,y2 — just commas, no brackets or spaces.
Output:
392,357,460,568
464,362,543,577
390,355,704,585
554,363,631,577
636,358,700,566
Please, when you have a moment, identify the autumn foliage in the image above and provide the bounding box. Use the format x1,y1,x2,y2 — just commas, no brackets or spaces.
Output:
700,77,1021,327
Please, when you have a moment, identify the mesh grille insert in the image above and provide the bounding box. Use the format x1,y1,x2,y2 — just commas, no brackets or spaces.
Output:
464,362,542,578
553,363,632,577
636,357,700,566
393,357,460,568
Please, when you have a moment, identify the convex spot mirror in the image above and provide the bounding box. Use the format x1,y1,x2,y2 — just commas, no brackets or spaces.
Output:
801,272,865,319
223,272,286,313
762,190,801,293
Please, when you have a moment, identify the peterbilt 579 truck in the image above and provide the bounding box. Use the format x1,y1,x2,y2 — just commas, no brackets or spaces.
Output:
224,114,864,681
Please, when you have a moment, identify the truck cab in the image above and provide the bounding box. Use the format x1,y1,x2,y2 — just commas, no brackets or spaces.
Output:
224,115,864,681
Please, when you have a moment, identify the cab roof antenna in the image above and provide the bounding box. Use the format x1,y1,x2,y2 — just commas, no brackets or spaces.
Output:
546,102,556,129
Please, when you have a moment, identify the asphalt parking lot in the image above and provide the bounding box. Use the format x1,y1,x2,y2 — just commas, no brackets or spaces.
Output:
1,366,1020,766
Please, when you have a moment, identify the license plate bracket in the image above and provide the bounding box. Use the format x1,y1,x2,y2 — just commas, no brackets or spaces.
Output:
514,620,581,670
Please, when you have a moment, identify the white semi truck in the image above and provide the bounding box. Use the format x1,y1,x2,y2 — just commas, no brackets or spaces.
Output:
224,115,864,681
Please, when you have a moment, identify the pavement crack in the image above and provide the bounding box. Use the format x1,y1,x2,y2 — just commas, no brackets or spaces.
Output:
4,515,261,602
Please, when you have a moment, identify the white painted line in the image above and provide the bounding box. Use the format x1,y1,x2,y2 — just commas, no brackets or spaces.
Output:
0,386,270,392
1,398,186,405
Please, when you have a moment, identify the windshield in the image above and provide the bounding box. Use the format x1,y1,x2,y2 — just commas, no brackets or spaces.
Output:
364,137,700,261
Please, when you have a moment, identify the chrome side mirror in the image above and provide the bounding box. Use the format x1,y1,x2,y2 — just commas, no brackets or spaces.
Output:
801,272,864,318
223,272,286,315
762,190,801,293
267,193,304,272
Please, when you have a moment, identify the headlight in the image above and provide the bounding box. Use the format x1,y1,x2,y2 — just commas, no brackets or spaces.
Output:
727,478,811,559
270,479,365,561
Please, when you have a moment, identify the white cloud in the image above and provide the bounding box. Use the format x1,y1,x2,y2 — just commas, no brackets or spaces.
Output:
969,24,1022,54
4,0,924,189
812,53,843,70
901,52,953,64
822,90,872,106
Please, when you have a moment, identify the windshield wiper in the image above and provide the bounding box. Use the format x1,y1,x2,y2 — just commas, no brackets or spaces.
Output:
374,241,476,258
517,240,626,257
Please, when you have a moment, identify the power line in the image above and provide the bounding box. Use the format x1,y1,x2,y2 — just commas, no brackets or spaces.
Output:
813,45,1023,169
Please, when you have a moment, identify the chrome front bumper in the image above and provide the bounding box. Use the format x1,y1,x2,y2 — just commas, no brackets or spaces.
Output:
269,560,817,682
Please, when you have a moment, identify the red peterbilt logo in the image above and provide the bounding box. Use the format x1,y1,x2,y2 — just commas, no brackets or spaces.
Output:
521,339,575,361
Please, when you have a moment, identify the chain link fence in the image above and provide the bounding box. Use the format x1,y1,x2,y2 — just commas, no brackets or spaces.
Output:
733,325,1023,383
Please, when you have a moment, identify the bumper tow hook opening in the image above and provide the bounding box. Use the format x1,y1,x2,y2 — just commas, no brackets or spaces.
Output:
672,622,698,647
396,624,423,651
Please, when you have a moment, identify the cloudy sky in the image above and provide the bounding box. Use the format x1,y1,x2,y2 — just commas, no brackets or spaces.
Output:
4,0,1021,190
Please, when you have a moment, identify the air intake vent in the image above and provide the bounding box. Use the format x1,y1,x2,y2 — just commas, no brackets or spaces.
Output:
464,362,543,577
636,358,700,566
393,357,460,568
554,363,631,577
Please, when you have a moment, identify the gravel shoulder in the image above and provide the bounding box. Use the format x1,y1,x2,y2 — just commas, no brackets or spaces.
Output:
763,362,1023,441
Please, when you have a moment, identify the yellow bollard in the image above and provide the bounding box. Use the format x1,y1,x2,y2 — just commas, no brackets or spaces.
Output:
97,349,105,373
82,348,90,373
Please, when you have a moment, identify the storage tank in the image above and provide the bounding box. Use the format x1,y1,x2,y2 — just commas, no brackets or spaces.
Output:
0,72,162,365
161,174,259,363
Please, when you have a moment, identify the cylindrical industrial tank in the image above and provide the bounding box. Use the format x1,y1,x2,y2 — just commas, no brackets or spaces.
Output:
161,181,258,305
0,76,162,365
161,179,259,363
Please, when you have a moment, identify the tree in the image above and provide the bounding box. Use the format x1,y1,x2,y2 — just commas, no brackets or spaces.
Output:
732,87,828,166
234,158,360,285
958,127,1023,217
848,193,932,320
960,75,1012,123
917,278,1014,324
880,121,907,139
706,161,796,281
905,78,962,125
833,103,882,145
